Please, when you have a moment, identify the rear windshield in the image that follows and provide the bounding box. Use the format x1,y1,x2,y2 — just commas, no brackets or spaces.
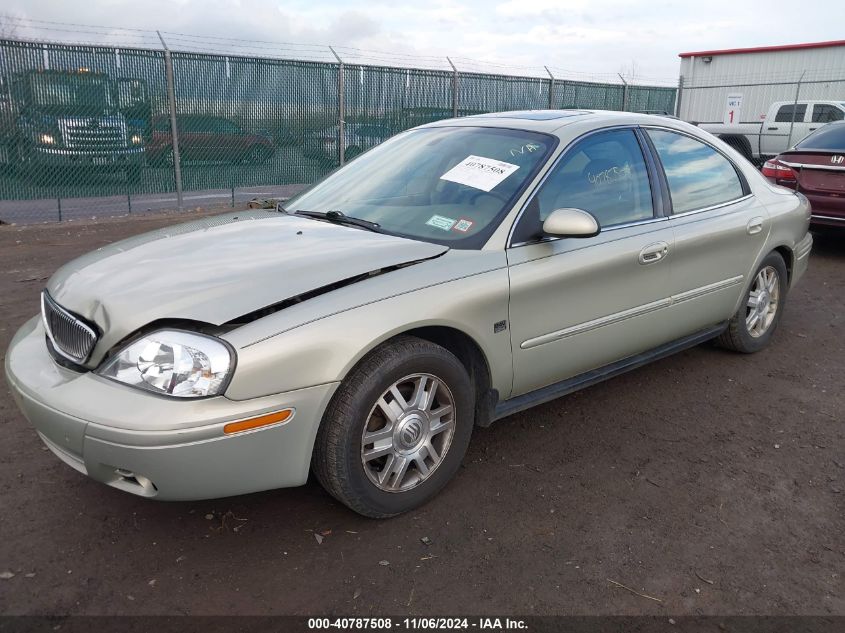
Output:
794,123,845,150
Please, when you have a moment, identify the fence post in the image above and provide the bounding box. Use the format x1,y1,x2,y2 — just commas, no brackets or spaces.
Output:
786,70,806,149
675,75,684,118
447,57,459,118
157,31,183,212
545,66,555,109
329,46,345,166
618,74,629,112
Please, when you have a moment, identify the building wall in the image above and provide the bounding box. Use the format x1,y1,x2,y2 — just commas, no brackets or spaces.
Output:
678,45,845,123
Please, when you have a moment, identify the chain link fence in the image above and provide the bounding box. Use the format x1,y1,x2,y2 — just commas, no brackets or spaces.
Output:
0,37,676,224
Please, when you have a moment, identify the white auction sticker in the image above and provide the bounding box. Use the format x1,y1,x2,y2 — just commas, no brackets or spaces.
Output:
440,155,520,192
425,214,457,231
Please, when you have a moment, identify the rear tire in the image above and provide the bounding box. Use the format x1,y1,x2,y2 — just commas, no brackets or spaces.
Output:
717,251,788,353
721,136,753,162
312,335,474,518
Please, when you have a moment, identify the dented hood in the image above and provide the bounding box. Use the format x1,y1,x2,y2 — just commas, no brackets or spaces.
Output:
47,211,447,359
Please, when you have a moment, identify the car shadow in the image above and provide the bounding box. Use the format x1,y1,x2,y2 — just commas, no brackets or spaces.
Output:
810,229,845,258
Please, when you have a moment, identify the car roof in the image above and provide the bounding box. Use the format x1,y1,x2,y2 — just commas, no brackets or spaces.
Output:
418,109,685,135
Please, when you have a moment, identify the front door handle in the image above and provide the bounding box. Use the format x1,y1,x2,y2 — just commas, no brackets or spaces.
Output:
747,217,764,235
766,126,779,130
639,241,669,265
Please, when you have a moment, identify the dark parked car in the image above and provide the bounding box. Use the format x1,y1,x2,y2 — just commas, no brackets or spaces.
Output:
762,121,845,229
303,123,392,164
148,115,274,165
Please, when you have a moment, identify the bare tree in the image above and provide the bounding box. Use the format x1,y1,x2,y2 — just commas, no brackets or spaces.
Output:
0,14,21,39
618,60,641,83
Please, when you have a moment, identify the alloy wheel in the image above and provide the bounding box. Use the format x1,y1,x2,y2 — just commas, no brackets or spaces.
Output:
361,373,456,493
746,265,780,338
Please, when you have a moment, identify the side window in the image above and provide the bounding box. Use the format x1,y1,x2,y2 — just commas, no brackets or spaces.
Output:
527,129,654,231
812,105,845,123
775,104,807,123
647,130,744,214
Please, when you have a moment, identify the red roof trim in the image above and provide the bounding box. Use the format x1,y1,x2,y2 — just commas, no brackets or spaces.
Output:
679,40,845,58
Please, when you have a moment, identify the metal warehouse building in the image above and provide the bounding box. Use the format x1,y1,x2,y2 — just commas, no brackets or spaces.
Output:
677,40,845,123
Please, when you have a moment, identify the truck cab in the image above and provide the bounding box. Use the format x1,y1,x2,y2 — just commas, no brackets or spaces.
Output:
0,69,151,178
759,100,845,157
699,100,845,163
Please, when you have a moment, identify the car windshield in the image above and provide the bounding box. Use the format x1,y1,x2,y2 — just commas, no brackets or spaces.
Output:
287,126,555,248
794,123,845,151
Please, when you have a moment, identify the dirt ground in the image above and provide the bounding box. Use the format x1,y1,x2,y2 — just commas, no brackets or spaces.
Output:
0,211,842,616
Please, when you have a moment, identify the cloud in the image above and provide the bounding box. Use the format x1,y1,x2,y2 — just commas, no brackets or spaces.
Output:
3,0,845,83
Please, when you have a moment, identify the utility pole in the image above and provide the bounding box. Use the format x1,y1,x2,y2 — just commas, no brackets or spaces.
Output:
545,66,555,110
329,46,345,166
157,31,183,211
618,73,629,112
446,57,459,118
786,70,806,149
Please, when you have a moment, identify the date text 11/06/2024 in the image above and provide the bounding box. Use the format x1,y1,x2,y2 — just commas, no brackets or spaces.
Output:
307,618,529,630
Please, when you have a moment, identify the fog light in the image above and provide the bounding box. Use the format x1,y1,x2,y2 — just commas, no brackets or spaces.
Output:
39,133,56,145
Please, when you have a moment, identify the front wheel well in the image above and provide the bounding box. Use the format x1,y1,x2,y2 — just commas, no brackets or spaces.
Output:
393,326,496,427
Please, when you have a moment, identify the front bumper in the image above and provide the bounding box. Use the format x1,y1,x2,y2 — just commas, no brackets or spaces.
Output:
30,146,146,168
5,317,338,501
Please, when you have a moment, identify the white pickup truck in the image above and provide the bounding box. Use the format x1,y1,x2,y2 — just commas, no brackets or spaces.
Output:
698,100,845,163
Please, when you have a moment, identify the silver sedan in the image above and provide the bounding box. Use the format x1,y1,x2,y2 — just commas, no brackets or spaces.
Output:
5,110,812,517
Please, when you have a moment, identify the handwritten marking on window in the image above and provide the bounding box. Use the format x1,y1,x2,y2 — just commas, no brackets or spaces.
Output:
587,163,632,186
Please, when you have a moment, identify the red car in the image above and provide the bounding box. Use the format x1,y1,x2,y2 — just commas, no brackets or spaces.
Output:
147,115,274,166
762,121,845,230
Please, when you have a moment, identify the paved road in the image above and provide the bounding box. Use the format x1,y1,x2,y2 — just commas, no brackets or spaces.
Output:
0,215,842,616
0,145,322,224
0,184,307,224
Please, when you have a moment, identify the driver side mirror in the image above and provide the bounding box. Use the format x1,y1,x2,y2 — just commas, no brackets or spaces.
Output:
542,208,600,238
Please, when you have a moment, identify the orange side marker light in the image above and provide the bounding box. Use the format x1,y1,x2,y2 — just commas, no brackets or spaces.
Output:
224,409,294,434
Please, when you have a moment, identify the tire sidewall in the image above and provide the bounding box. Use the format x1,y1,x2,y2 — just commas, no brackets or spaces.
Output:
325,345,474,517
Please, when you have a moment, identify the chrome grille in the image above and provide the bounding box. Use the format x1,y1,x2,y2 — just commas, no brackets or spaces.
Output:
41,291,98,364
60,118,127,150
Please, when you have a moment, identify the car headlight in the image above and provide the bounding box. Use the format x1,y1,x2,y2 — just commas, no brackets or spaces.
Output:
38,133,56,145
130,133,144,145
98,330,234,398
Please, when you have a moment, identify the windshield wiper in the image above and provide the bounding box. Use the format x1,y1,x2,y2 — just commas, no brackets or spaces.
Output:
294,209,382,232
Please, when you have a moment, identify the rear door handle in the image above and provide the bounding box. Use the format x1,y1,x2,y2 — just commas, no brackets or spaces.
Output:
766,126,779,130
747,217,764,235
639,241,669,265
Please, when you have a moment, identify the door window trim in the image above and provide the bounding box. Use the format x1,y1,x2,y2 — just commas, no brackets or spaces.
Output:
641,125,752,216
507,125,663,248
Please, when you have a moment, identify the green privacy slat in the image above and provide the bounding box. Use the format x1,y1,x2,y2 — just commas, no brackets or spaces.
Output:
0,38,677,222
0,40,169,218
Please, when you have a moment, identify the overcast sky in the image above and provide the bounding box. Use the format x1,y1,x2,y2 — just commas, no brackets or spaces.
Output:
4,0,845,82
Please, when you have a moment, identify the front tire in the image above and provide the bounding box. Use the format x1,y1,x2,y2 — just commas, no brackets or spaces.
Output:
717,251,788,353
312,336,474,518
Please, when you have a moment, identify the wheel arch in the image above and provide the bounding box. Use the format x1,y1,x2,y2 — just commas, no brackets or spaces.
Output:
340,324,498,428
733,245,794,315
771,244,794,284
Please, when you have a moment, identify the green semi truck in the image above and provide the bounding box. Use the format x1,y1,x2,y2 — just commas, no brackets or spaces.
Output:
0,68,151,178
